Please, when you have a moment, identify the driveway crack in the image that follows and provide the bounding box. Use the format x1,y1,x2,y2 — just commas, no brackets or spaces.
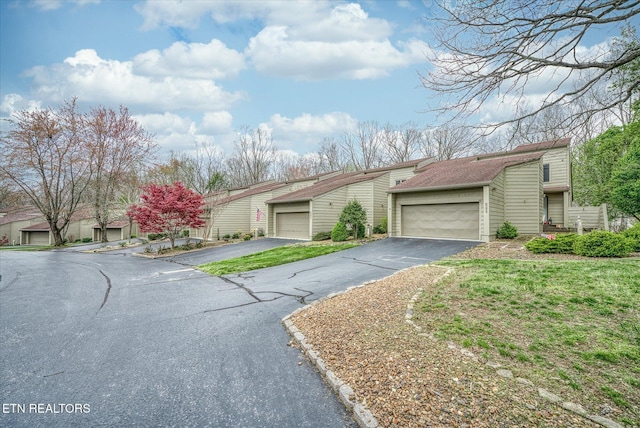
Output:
288,266,323,279
342,257,397,271
218,276,261,302
98,269,112,311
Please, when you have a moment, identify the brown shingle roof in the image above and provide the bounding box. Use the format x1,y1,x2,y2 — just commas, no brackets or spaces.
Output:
266,171,387,204
0,206,42,225
509,138,571,154
389,152,543,193
20,221,51,231
214,181,290,206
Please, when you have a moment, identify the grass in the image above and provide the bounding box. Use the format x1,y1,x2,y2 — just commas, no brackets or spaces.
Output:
0,245,54,251
415,258,640,424
197,242,359,275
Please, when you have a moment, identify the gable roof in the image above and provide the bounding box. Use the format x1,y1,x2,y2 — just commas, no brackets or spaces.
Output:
360,157,433,174
389,152,543,193
266,171,387,204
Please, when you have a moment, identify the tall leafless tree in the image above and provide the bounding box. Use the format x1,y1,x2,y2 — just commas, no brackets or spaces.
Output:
342,121,384,170
317,137,349,172
422,1,640,129
86,105,156,242
380,122,423,163
420,123,476,160
0,99,92,246
226,126,276,187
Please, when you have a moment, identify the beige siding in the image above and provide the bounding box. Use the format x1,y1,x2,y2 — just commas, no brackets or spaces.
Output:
250,192,272,233
372,175,388,227
569,205,608,230
215,198,250,236
504,161,543,234
312,188,347,235
547,193,564,226
389,167,416,187
542,147,570,189
489,171,505,240
393,188,483,237
346,182,373,225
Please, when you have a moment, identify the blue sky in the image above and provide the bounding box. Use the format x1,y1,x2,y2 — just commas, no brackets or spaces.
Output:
0,0,633,157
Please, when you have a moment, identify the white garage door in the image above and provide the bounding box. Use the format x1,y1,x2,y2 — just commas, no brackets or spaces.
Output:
276,212,309,239
401,203,479,240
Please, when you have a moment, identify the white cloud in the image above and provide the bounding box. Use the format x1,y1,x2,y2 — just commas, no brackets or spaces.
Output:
261,111,357,152
247,27,424,80
136,1,426,81
23,49,246,112
132,39,246,80
201,111,233,133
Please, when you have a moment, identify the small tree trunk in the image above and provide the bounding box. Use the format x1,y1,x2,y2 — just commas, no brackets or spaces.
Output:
100,223,108,242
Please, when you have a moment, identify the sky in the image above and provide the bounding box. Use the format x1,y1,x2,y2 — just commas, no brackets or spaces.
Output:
0,0,635,158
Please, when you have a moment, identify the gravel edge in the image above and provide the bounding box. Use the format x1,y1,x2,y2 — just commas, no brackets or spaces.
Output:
282,264,626,428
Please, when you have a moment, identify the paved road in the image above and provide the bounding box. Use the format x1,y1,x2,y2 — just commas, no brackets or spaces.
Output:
0,238,477,427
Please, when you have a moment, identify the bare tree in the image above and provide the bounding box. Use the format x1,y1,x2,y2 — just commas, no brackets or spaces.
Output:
226,126,276,187
422,1,640,128
317,137,349,172
0,99,92,246
380,122,422,163
420,123,476,160
342,121,384,170
174,141,227,195
86,105,156,242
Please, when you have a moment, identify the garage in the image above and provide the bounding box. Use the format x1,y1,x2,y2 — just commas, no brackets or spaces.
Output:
23,230,50,245
276,212,309,239
401,203,479,240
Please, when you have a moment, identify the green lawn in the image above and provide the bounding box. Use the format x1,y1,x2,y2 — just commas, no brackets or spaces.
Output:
415,258,640,426
197,242,359,276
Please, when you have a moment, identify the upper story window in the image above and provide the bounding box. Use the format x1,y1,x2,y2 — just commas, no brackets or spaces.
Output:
395,179,406,185
543,163,550,182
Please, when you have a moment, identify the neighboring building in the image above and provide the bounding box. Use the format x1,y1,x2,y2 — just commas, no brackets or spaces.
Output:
265,159,432,239
93,219,138,242
0,206,43,245
194,172,341,239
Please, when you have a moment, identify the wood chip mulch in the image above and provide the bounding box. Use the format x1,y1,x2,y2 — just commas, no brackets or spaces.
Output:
290,257,601,427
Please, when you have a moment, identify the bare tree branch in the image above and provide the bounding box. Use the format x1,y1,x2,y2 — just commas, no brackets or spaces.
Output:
422,0,640,129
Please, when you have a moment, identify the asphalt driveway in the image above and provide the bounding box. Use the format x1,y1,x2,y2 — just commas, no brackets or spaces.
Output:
0,238,477,427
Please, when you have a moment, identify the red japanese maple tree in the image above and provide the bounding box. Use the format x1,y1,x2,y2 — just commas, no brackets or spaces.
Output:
127,182,205,249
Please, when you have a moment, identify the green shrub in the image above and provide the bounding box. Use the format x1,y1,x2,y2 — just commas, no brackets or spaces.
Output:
223,234,231,239
182,230,190,237
373,217,388,234
243,233,252,241
81,237,92,243
573,231,632,257
525,234,578,254
496,221,518,239
331,222,349,242
231,232,240,239
622,223,640,252
312,231,332,241
351,223,365,238
339,199,367,239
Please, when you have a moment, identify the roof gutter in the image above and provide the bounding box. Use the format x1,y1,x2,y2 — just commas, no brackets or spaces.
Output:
388,181,492,194
265,197,312,205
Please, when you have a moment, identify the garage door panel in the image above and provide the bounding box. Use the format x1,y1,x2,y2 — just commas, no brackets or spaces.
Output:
29,231,50,245
401,203,479,240
276,212,309,239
